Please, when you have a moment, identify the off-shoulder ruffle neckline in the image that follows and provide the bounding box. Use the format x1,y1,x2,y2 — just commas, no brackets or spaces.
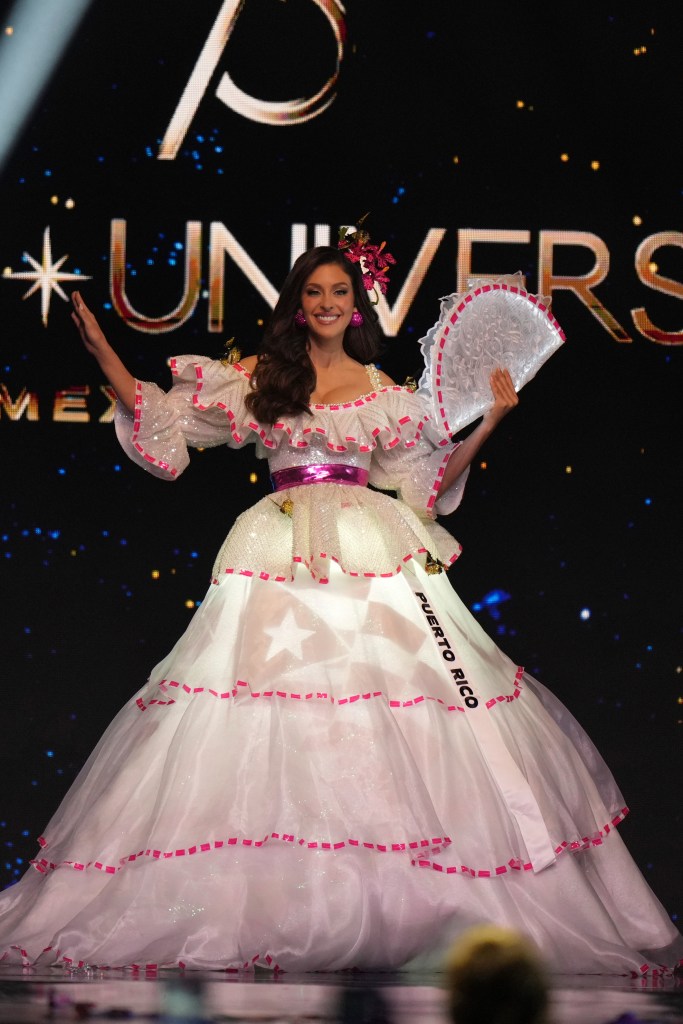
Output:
166,355,444,454
232,360,402,412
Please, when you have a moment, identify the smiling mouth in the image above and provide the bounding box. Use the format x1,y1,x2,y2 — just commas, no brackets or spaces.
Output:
315,314,341,323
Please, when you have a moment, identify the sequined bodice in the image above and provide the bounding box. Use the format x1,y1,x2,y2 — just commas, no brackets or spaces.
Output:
267,436,372,475
266,364,382,476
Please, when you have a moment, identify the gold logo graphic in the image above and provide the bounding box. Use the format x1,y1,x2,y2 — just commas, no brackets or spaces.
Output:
158,0,346,160
3,227,91,327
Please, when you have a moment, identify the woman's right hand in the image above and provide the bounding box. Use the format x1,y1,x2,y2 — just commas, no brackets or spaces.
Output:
70,290,137,414
71,290,111,360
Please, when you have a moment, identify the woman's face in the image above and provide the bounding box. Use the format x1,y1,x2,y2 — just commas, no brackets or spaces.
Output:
300,262,356,344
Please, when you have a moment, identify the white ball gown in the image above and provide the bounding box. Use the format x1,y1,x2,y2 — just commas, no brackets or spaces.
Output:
0,351,680,975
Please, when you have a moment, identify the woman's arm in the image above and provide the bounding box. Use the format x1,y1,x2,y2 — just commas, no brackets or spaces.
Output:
71,291,136,414
437,368,518,497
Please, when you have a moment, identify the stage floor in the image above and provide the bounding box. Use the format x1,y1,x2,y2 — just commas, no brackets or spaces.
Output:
0,967,681,1024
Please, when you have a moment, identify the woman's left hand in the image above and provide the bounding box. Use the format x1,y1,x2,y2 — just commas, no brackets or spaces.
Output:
483,367,519,428
436,368,519,498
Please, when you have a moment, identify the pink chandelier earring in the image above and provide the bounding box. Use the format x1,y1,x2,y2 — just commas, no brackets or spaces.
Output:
294,310,307,328
350,310,364,327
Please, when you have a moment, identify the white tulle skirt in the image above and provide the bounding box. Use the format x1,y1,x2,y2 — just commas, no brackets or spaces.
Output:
0,560,679,974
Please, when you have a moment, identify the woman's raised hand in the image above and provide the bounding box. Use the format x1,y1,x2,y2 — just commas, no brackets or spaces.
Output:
71,291,110,359
70,290,136,414
483,367,519,427
436,368,520,497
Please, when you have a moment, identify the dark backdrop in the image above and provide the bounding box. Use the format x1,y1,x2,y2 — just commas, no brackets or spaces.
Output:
1,2,681,920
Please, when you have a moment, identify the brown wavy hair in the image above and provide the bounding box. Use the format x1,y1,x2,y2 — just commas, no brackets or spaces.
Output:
245,246,384,424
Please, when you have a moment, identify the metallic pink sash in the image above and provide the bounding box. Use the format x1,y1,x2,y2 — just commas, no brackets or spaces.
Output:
271,464,369,491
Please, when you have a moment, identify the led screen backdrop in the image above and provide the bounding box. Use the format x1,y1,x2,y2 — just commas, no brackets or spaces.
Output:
1,2,681,915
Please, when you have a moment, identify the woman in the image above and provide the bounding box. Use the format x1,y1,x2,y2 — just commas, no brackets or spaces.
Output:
0,245,679,974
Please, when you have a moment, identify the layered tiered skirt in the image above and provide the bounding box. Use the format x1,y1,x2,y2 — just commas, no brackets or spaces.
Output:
1,537,679,973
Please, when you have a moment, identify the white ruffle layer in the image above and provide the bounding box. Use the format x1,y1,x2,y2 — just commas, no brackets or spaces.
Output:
115,356,454,488
1,563,679,973
114,357,470,579
3,836,680,974
210,482,462,582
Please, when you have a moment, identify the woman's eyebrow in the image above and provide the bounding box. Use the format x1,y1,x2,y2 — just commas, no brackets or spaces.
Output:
305,281,350,288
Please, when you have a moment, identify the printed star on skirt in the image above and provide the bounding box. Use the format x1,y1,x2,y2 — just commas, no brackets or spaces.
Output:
262,607,316,662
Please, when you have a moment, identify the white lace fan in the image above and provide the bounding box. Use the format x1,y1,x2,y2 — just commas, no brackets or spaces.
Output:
417,273,566,438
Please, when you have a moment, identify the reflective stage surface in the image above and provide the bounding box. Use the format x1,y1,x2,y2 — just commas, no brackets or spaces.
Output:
0,967,681,1024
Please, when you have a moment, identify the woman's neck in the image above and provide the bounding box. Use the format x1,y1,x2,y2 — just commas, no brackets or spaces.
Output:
307,337,350,370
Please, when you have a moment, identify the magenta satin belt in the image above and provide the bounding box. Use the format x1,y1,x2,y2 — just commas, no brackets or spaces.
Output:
270,464,369,491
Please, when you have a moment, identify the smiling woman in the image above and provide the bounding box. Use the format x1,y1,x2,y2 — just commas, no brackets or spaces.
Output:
244,245,387,423
0,236,680,976
301,264,356,337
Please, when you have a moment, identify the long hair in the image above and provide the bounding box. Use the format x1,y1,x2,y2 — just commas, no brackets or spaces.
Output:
245,246,384,424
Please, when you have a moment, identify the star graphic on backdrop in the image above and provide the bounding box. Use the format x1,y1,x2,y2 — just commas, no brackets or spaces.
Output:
262,607,316,662
3,226,91,326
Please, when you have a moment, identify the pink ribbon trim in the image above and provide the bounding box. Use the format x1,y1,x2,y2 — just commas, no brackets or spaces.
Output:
0,943,283,972
134,664,524,714
426,447,456,512
3,934,678,977
185,360,432,451
31,833,452,876
31,810,629,883
209,544,462,587
130,380,179,477
129,363,435,475
413,808,629,878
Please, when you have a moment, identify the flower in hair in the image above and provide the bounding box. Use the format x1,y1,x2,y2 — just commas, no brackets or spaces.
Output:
338,214,396,301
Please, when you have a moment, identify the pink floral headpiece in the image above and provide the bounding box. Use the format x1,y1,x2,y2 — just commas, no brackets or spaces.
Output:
337,214,396,303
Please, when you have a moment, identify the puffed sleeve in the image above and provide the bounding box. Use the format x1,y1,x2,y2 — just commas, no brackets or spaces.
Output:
114,356,254,481
366,391,469,519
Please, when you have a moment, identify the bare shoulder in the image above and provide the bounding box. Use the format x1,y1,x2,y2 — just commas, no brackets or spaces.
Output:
237,354,258,372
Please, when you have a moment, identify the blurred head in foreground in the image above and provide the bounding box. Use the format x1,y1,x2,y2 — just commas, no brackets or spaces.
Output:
445,925,549,1024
